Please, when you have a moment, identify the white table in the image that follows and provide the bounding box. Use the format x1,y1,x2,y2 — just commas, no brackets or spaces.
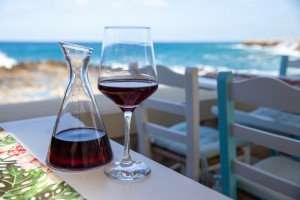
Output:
0,116,230,200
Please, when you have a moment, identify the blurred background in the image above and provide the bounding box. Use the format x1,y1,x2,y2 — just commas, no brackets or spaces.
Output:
0,0,299,103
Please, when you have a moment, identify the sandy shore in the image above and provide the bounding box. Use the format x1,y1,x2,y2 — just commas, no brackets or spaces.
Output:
0,61,100,104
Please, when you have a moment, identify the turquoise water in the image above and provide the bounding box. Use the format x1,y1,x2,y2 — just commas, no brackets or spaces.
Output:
0,42,282,74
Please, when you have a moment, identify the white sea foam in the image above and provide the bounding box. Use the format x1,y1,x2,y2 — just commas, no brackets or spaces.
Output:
0,51,17,69
233,42,300,57
232,43,266,52
167,65,185,74
271,42,300,57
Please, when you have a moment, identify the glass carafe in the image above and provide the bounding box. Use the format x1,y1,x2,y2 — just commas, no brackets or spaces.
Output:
47,42,113,171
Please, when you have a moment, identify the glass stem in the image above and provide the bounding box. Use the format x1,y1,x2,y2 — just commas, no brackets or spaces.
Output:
122,111,133,163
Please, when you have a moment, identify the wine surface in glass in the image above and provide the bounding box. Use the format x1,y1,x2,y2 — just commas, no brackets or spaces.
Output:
48,128,112,170
98,79,158,111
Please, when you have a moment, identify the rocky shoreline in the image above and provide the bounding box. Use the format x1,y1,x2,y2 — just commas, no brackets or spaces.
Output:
243,39,300,52
0,61,100,103
1,40,299,104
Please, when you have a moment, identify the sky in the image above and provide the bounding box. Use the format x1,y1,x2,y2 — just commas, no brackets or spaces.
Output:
0,0,299,42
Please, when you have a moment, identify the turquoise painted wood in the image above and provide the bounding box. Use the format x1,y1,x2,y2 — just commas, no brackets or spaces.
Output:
217,72,300,199
277,55,288,155
217,72,237,199
279,55,289,76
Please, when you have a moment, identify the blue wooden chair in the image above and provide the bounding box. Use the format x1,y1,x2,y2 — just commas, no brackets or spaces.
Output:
211,55,300,145
218,71,300,200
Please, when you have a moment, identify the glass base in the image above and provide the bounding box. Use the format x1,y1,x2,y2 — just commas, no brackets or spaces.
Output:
104,160,151,181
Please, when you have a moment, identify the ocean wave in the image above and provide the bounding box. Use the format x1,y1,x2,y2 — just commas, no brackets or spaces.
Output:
0,51,17,69
231,43,267,52
269,45,300,57
232,43,300,57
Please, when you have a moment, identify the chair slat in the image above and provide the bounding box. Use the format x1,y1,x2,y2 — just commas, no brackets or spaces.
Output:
279,56,289,76
135,107,152,156
145,122,186,144
142,98,185,116
233,160,300,199
231,77,300,113
157,65,186,88
288,59,300,68
217,72,237,198
185,67,200,179
232,123,300,157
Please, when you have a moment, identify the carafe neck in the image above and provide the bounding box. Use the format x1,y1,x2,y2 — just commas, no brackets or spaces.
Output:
60,42,94,98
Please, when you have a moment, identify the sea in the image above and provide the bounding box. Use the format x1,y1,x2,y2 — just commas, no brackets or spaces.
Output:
0,42,293,75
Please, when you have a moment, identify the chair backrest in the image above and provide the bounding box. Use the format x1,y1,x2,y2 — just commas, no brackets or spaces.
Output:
279,55,300,76
135,65,200,180
217,71,300,199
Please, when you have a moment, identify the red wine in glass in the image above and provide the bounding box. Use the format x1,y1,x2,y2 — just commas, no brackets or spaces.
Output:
48,128,112,170
98,79,158,111
99,26,158,181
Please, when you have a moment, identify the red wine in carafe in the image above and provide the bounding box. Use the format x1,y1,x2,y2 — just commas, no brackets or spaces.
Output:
48,128,112,170
98,79,158,111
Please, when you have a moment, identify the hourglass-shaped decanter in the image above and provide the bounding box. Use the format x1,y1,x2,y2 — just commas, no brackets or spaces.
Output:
47,42,112,170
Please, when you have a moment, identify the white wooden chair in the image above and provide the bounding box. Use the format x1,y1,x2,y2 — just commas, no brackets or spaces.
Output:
135,66,201,180
135,65,221,180
218,71,300,200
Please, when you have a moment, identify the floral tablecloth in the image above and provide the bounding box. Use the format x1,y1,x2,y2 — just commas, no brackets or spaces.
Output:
0,130,84,200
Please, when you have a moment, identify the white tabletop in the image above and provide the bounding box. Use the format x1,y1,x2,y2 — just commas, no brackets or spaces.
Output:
1,116,230,200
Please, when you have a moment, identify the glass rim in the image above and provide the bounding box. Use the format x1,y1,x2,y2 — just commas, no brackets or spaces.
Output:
59,42,93,54
104,26,151,30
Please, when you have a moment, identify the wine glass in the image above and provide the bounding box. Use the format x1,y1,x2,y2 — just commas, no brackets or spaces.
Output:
98,26,158,181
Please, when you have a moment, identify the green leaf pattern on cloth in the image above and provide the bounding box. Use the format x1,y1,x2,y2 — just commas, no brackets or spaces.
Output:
0,135,16,147
0,131,84,200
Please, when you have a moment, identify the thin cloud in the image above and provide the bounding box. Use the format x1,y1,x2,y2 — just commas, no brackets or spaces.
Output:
0,0,299,41
111,0,169,8
143,0,169,8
